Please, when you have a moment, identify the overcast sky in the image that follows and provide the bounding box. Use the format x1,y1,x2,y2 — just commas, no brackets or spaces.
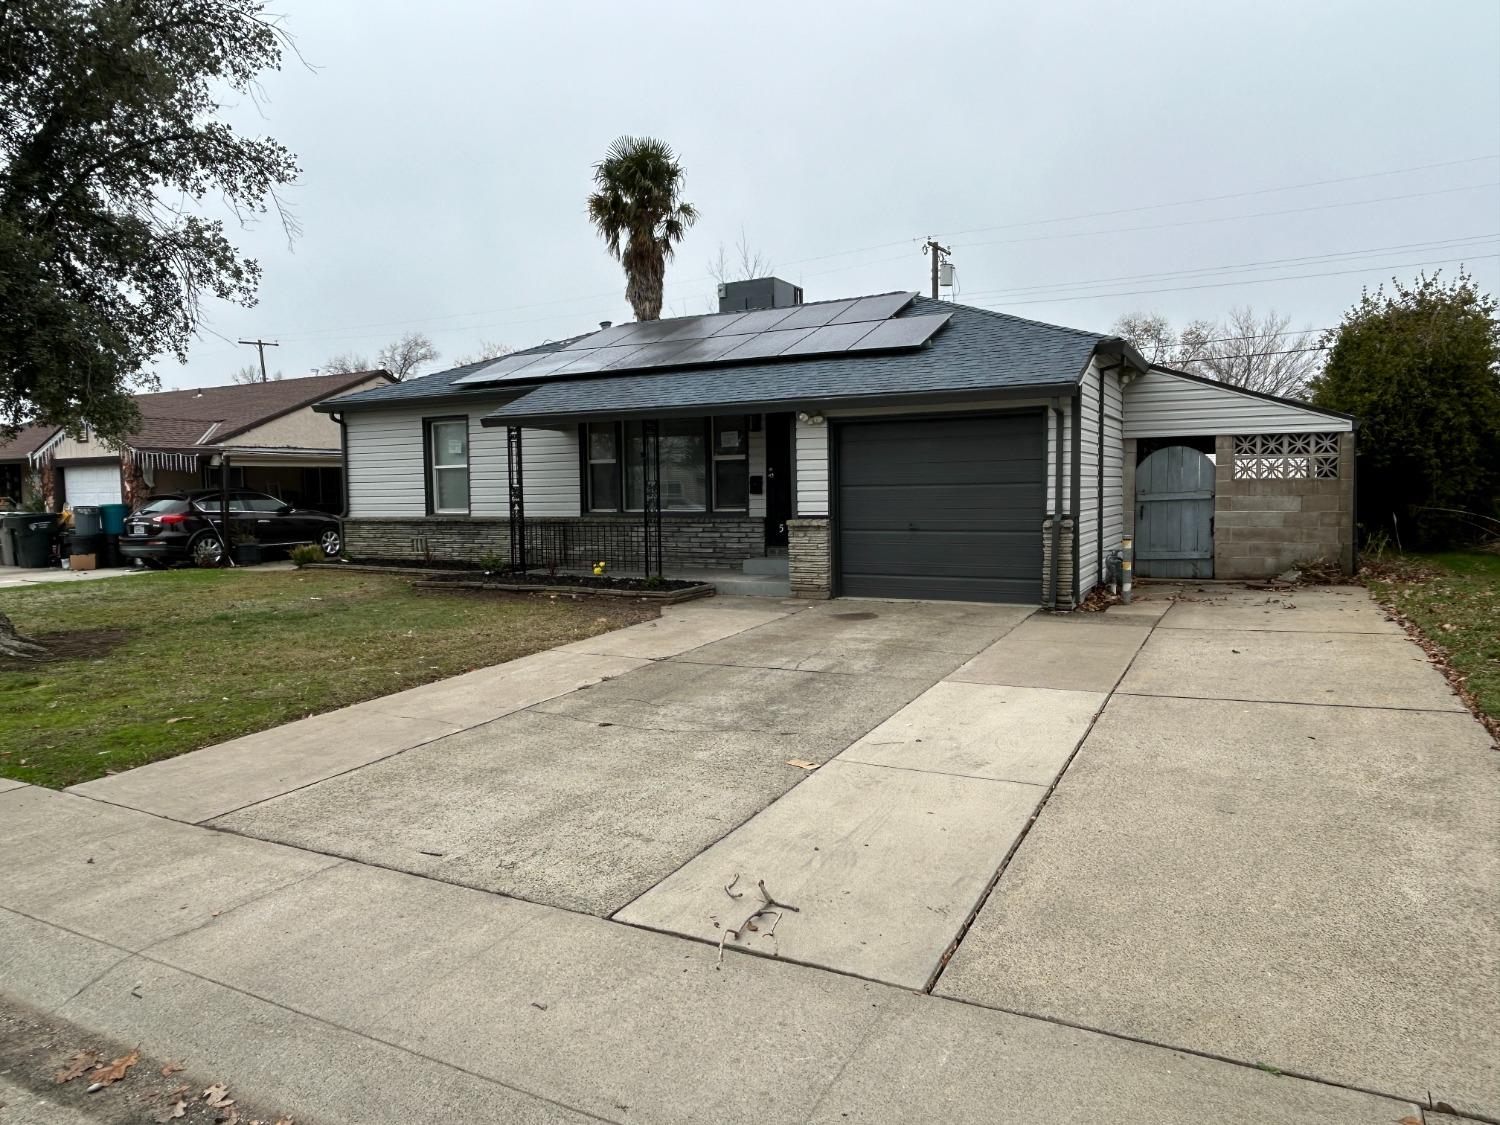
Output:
165,0,1500,388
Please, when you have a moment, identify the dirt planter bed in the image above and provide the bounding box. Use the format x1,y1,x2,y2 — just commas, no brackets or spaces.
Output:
307,561,715,603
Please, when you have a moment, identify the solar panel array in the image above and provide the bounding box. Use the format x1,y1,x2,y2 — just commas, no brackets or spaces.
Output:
452,292,952,387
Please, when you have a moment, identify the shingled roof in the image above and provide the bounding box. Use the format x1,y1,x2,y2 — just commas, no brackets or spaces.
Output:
316,297,1141,424
122,370,393,451
0,423,58,461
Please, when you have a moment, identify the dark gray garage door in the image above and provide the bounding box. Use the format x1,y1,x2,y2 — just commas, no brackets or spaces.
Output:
836,413,1045,603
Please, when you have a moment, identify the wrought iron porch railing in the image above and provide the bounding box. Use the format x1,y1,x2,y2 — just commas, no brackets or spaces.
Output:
518,519,669,574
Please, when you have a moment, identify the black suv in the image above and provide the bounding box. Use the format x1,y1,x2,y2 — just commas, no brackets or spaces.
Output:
119,489,343,567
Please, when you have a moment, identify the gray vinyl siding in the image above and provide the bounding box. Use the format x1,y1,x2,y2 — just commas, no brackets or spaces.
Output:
1076,363,1100,598
1101,369,1126,580
346,409,427,517
795,416,830,516
1124,369,1353,437
344,405,579,519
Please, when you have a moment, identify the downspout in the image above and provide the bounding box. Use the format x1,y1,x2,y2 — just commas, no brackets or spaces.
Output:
332,411,349,518
1048,398,1063,609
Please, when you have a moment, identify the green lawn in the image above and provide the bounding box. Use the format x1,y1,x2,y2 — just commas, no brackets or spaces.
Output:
1365,550,1500,729
0,568,656,789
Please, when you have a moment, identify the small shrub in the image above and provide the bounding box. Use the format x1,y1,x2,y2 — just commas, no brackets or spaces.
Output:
644,575,665,589
289,544,326,568
478,553,506,573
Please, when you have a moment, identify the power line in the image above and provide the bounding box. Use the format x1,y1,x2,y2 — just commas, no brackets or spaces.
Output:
951,183,1500,254
936,154,1500,240
966,252,1500,308
243,160,1500,346
953,234,1500,300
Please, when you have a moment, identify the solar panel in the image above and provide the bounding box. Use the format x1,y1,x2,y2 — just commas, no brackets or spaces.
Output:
829,292,915,324
657,333,753,366
845,312,953,352
772,299,858,331
657,311,747,342
455,293,935,387
564,323,638,350
550,344,649,374
450,351,552,385
779,320,881,356
717,326,817,361
604,339,697,369
708,306,796,336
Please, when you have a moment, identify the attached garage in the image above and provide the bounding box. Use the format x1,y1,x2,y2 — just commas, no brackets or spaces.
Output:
62,463,123,507
834,413,1046,602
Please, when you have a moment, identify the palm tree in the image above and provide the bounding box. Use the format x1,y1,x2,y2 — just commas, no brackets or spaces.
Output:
587,136,698,322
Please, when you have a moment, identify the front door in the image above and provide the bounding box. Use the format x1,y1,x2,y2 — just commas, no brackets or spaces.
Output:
763,412,793,548
1135,445,1215,578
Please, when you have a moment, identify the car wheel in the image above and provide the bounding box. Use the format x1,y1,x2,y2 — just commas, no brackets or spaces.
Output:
318,528,342,557
190,533,225,568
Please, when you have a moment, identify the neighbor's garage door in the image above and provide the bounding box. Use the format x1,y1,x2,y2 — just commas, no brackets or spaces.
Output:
63,464,124,508
836,413,1045,603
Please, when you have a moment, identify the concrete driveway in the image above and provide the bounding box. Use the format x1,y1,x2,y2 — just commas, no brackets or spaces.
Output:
10,582,1496,1123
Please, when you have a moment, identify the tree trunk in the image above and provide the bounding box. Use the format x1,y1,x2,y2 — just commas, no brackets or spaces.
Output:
0,612,44,660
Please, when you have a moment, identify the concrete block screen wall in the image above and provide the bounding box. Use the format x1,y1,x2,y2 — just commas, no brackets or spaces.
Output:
1214,432,1355,578
1122,433,1355,578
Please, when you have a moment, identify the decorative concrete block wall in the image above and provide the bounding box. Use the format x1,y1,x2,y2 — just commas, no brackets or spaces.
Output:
1213,432,1355,578
787,518,832,599
1042,516,1076,608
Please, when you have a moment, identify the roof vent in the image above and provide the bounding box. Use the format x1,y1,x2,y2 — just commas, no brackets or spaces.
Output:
599,320,612,330
717,277,804,314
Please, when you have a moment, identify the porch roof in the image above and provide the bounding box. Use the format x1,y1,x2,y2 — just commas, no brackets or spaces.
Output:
478,298,1135,426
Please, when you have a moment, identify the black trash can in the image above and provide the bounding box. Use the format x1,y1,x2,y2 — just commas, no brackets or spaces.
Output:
67,532,102,559
72,505,103,536
0,511,31,566
100,534,122,568
14,514,60,568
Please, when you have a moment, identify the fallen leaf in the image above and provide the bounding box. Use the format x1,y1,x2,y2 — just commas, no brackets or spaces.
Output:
202,1083,235,1108
165,717,189,725
54,1051,98,1084
155,1100,187,1122
785,759,820,771
1396,1117,1421,1125
89,1048,139,1087
161,1061,185,1077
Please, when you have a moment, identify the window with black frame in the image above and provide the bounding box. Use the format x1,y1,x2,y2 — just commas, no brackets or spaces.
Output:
585,416,749,514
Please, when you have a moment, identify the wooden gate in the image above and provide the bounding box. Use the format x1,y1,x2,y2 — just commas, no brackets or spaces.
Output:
1135,445,1215,578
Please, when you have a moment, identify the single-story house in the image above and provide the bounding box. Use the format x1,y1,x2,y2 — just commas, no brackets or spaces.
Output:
30,370,393,512
316,281,1355,605
0,424,57,507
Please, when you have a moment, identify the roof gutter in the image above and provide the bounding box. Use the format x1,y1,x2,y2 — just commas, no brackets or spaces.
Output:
478,382,1083,429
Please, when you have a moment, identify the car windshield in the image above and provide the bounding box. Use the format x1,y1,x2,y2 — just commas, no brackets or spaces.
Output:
137,498,188,515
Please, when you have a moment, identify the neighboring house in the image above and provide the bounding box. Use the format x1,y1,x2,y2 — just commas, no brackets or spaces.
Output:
0,424,55,507
31,370,393,511
317,281,1354,605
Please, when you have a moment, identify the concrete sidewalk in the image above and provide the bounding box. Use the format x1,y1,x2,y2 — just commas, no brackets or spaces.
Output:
2,784,1419,1124
3,585,1493,1122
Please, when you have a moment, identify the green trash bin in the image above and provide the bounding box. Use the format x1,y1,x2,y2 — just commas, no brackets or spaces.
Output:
14,514,60,568
100,503,129,535
0,512,32,566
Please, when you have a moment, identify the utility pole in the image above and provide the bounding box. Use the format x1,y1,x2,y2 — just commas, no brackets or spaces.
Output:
237,338,279,382
921,238,951,300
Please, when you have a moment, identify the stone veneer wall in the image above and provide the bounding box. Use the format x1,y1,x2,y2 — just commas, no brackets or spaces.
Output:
342,515,762,570
1213,431,1355,578
1041,516,1076,608
787,518,832,599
